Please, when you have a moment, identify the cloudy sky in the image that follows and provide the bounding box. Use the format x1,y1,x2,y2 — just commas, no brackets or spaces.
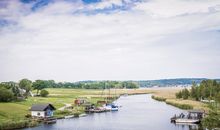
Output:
0,0,220,82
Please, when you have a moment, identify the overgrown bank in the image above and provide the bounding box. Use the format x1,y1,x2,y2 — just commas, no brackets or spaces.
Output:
152,79,220,129
151,95,193,110
0,120,38,130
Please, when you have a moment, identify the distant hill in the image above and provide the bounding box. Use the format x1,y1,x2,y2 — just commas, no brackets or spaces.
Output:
135,78,220,87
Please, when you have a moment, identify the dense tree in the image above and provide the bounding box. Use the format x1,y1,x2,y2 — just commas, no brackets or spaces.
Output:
12,85,21,98
182,88,190,99
0,82,16,89
32,80,47,95
19,79,32,97
190,82,197,98
175,91,182,99
0,87,14,102
177,80,220,101
176,88,190,99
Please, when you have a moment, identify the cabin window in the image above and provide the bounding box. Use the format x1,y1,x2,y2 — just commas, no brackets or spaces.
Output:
37,112,40,116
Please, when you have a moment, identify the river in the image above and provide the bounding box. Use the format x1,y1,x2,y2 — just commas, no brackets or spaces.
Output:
24,94,200,130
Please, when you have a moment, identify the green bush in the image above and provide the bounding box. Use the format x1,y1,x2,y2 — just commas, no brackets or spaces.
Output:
40,89,49,97
0,87,14,102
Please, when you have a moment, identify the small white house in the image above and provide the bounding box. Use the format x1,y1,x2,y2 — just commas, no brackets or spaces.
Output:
30,104,56,118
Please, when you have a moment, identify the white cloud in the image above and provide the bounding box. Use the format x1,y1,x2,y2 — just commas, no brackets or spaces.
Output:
134,0,220,17
0,0,220,81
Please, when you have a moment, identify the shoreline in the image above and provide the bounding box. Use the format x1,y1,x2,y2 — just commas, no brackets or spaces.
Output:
0,88,208,130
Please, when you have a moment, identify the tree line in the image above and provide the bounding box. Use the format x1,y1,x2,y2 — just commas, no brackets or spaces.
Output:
0,79,138,102
176,79,220,101
0,79,50,102
30,80,138,90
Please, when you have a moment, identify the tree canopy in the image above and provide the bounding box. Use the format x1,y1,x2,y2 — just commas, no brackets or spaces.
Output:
176,80,220,101
19,79,32,96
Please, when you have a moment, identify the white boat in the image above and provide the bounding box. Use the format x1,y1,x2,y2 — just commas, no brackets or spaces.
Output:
111,107,118,111
64,115,74,119
103,103,119,111
79,113,87,117
103,105,112,111
175,118,200,124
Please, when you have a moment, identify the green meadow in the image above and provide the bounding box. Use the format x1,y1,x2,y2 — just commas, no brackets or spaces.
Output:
0,88,123,125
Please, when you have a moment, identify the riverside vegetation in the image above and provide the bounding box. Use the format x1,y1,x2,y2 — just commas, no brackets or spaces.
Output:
152,80,220,129
175,80,220,129
0,79,139,130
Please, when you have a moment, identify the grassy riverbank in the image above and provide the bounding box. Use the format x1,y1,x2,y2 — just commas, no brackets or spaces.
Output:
0,88,208,129
149,87,208,111
0,88,150,130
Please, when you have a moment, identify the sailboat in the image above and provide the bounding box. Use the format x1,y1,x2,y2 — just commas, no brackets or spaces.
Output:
102,82,119,111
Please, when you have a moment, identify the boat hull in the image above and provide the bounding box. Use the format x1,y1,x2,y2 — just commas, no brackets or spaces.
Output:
175,119,200,124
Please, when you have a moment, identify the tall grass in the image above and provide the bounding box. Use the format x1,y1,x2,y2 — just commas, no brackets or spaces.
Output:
151,95,193,110
0,120,38,130
165,101,193,110
151,95,166,101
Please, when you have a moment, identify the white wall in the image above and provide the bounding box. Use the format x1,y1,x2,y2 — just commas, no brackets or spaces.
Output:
31,111,45,117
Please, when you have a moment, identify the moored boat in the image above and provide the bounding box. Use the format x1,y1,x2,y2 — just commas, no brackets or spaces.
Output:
171,110,205,124
64,115,74,119
175,118,200,124
103,103,119,111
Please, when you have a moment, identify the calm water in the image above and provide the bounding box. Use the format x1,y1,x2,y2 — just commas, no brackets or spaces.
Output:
24,94,199,130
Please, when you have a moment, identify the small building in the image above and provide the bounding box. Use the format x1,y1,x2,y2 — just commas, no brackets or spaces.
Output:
97,100,107,105
74,98,87,105
30,104,56,118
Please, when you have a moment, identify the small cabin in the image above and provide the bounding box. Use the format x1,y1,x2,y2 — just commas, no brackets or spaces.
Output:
97,100,107,105
30,104,56,118
74,98,87,105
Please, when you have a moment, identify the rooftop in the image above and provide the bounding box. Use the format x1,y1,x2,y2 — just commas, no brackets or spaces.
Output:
30,103,56,111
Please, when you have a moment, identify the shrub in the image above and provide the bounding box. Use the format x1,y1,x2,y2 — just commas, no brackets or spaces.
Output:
40,89,49,97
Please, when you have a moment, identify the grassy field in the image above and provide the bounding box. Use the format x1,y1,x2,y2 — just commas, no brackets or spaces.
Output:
0,88,129,124
0,87,208,128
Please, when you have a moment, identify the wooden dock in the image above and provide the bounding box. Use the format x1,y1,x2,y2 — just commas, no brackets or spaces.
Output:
44,117,57,124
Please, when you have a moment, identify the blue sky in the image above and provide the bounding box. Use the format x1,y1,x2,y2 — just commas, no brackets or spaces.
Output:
0,0,220,81
19,0,139,12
